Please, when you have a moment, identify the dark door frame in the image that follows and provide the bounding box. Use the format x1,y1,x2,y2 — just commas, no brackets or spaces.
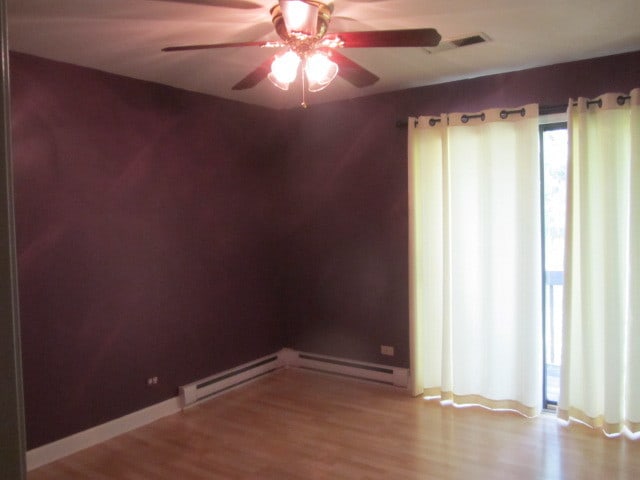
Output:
0,0,27,477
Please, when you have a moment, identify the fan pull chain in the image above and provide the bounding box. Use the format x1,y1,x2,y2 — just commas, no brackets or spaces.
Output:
301,62,308,108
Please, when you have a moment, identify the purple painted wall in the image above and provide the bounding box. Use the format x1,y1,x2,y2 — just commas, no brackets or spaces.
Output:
10,49,640,449
10,52,289,449
279,104,411,365
281,50,640,368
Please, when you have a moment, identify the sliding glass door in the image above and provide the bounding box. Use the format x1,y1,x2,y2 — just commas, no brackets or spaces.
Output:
540,122,567,408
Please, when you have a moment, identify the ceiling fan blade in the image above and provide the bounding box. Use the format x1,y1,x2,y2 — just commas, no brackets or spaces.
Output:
162,41,272,52
152,0,262,9
328,28,441,48
232,57,274,90
329,50,379,88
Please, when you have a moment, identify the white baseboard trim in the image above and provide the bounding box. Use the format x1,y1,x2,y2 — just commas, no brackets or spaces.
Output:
26,396,181,471
26,348,408,470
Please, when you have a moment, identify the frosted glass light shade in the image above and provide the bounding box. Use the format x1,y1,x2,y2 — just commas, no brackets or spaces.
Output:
268,50,301,90
305,51,338,92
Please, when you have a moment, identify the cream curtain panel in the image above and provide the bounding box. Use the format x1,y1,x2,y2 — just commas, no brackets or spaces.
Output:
409,105,543,416
559,89,640,435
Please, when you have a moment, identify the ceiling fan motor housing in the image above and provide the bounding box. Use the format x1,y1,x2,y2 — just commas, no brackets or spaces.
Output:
270,0,334,46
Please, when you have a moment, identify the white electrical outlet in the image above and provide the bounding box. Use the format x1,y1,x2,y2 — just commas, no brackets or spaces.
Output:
380,345,394,356
146,376,159,386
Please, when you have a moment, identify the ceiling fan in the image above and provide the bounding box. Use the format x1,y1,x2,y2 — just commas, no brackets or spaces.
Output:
162,0,441,102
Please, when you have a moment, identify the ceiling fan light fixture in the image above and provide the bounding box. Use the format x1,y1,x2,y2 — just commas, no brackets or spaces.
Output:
268,50,301,90
305,51,338,92
280,0,319,37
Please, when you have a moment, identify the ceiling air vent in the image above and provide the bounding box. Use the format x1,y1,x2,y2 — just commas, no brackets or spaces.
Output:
451,34,488,47
424,32,490,54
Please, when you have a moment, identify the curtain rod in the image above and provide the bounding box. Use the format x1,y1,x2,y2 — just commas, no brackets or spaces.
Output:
396,95,632,128
395,107,525,129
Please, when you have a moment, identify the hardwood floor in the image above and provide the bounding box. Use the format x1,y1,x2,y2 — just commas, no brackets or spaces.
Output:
28,368,640,479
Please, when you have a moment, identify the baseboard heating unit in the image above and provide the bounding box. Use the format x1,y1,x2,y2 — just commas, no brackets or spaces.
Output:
281,348,409,388
180,349,408,407
180,353,283,407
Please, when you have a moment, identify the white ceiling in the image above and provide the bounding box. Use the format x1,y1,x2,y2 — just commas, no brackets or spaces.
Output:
8,0,640,110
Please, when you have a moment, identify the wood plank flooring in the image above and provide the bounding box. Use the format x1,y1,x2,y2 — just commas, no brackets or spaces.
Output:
28,368,640,479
